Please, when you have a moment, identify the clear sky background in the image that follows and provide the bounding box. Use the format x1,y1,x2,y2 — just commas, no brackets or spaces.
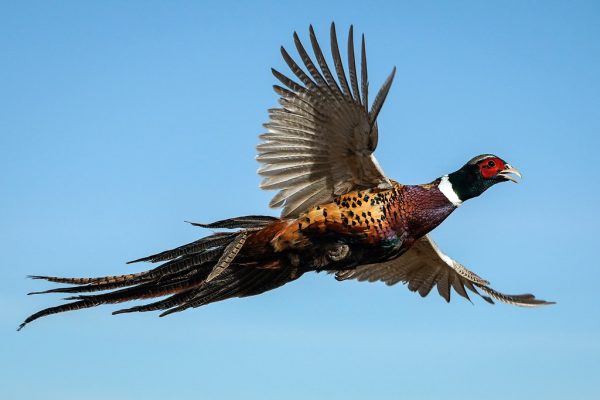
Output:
1,1,599,399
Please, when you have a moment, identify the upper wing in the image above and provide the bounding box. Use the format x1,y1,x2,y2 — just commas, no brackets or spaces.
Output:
258,23,396,218
336,235,554,307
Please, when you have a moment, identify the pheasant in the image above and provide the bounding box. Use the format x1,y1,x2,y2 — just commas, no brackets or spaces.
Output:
19,23,553,330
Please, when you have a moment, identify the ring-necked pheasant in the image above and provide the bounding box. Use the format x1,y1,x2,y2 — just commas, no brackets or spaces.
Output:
19,23,553,330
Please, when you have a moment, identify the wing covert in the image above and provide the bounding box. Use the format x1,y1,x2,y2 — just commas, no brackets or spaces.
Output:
258,23,396,218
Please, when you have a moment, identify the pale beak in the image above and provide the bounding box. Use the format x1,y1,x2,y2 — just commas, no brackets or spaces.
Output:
498,164,522,183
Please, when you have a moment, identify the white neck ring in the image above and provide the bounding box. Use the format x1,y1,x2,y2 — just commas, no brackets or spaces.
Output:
439,175,462,207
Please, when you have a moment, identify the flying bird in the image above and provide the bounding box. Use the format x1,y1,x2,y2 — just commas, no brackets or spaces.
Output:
20,24,553,330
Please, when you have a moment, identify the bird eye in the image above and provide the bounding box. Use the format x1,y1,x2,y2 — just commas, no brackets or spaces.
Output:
487,160,496,168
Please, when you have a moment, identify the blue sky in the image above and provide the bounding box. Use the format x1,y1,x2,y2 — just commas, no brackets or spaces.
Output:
1,1,599,399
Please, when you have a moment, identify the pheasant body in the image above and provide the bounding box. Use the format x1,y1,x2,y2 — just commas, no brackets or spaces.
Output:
268,182,456,270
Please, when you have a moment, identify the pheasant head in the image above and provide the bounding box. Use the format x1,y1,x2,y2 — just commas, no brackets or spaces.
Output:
440,154,522,205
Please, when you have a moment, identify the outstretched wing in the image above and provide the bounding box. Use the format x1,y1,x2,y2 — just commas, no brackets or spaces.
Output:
336,235,554,307
258,23,396,218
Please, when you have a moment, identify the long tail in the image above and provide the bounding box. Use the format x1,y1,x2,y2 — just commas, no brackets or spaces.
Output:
19,215,298,330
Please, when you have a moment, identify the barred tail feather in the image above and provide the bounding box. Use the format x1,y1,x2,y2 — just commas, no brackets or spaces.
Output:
126,232,237,264
19,215,291,330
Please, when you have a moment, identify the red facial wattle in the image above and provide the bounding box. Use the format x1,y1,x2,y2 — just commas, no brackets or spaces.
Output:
479,157,506,179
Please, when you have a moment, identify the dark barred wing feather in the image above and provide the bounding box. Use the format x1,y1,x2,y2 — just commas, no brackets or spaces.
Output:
336,235,554,307
258,23,396,218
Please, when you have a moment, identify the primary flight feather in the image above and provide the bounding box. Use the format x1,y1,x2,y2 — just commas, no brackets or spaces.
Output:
20,23,553,330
